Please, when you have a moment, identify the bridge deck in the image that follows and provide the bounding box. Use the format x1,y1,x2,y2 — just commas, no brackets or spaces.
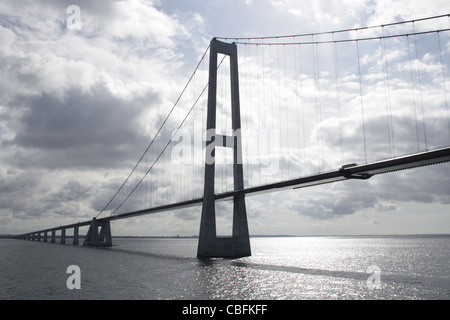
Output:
110,146,450,221
18,146,450,237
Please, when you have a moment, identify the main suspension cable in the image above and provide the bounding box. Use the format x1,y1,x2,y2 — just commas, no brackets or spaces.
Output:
97,45,211,218
217,13,450,42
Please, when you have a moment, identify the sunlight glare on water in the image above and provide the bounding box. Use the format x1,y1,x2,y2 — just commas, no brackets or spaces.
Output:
1,235,449,300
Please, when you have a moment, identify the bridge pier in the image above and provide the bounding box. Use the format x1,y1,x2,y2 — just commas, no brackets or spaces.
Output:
51,230,56,243
73,226,79,245
197,39,251,259
61,228,66,244
83,218,112,247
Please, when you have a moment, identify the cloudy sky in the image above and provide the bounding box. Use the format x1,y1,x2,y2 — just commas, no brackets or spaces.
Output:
1,0,450,237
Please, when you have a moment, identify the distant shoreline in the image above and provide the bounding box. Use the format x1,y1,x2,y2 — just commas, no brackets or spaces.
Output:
2,233,449,240
111,234,450,239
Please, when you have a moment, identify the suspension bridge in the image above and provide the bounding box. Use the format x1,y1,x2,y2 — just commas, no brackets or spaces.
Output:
16,14,450,258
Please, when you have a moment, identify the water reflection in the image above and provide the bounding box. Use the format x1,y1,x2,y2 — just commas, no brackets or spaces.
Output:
230,260,369,281
2,236,449,299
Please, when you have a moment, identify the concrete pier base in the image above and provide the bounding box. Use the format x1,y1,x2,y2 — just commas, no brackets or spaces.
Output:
73,226,79,245
61,229,66,244
83,218,112,247
197,234,251,259
197,192,251,259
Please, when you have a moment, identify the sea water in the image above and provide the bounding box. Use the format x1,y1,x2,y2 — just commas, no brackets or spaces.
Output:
0,235,449,300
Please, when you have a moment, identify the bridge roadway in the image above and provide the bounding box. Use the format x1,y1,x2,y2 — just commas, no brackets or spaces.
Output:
17,146,450,240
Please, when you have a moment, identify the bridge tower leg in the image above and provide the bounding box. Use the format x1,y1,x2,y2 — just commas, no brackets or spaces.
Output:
197,38,251,259
83,218,112,247
73,226,79,246
61,228,66,244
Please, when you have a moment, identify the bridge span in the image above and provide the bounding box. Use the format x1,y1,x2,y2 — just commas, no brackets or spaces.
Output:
16,146,450,251
15,15,450,258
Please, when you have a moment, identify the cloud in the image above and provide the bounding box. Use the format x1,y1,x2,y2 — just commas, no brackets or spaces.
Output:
0,169,47,220
0,0,197,173
0,0,201,229
46,180,91,202
283,181,379,220
371,219,381,225
1,0,449,236
4,85,156,169
275,162,449,222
